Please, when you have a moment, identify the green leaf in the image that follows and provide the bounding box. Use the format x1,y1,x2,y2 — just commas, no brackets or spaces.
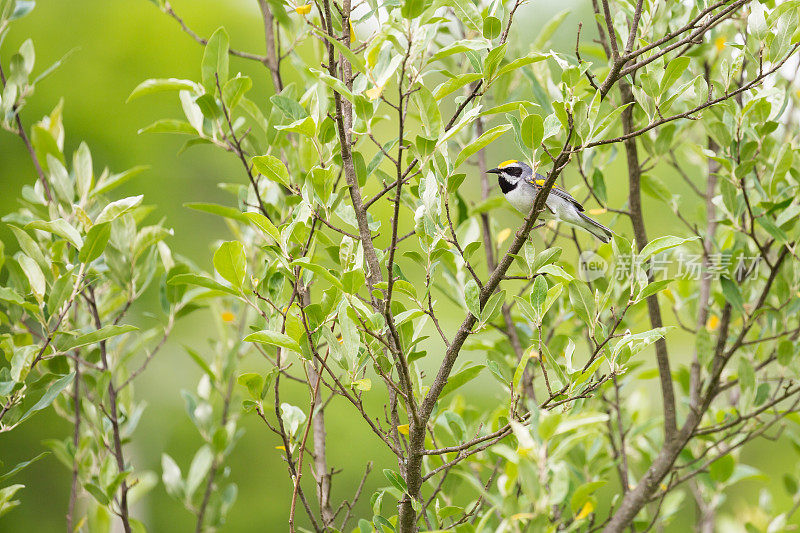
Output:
709,454,735,484
483,43,507,80
186,446,213,499
434,73,483,100
138,119,197,135
16,372,75,425
166,273,241,296
440,365,485,399
79,223,111,263
591,169,607,203
185,346,216,381
531,275,548,315
74,141,93,199
570,481,607,513
309,67,355,102
18,254,45,298
251,154,291,188
84,482,110,505
637,279,673,302
274,116,316,138
0,287,27,306
720,277,745,314
660,57,691,96
413,85,441,136
639,235,698,263
95,195,143,225
533,9,570,49
442,0,481,32
318,34,366,75
513,351,533,392
0,453,49,483
213,241,247,291
454,124,511,169
568,281,595,326
61,325,138,351
201,27,230,94
464,279,481,318
531,247,562,273
483,16,502,39
244,330,301,353
778,340,793,366
127,78,197,102
785,473,799,496
10,0,35,20
185,202,249,223
222,75,252,109
521,113,544,149
270,94,308,121
495,53,547,79
194,93,222,119
280,403,306,437
291,257,343,289
738,356,755,393
245,212,281,243
383,469,408,493
640,174,672,202
480,290,506,324
10,226,47,267
237,373,264,400
161,454,184,499
92,166,148,197
401,0,427,18
25,218,82,249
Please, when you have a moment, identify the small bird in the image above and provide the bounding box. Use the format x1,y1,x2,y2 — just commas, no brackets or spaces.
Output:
488,160,614,243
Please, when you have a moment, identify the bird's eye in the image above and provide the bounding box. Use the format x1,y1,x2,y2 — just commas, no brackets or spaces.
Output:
506,167,522,177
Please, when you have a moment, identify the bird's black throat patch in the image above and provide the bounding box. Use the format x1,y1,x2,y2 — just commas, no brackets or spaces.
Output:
497,174,516,194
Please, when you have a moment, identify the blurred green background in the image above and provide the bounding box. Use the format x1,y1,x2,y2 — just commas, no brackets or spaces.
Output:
0,1,796,531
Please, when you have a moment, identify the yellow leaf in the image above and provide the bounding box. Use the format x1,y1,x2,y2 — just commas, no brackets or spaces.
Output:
221,311,235,323
397,424,409,435
588,207,607,215
497,228,512,245
365,85,384,100
576,501,594,520
275,445,286,451
352,378,371,391
714,36,726,52
706,315,720,331
295,3,312,15
350,20,356,42
74,206,93,228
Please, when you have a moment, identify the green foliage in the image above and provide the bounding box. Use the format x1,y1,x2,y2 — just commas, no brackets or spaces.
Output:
3,0,800,531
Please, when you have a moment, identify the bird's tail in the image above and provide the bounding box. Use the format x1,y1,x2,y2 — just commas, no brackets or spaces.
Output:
577,212,614,244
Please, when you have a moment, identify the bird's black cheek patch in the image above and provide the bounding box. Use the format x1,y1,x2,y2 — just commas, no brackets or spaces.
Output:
498,175,515,194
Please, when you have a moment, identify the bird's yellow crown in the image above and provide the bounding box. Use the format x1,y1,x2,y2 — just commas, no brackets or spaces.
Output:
497,159,518,168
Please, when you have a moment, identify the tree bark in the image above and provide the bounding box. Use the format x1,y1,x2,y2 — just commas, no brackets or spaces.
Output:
618,79,678,441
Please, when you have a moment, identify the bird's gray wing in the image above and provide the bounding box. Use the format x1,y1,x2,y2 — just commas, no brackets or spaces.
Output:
548,186,585,212
528,175,585,212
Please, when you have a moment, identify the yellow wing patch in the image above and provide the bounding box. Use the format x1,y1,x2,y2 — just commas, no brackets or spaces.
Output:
498,159,518,168
530,177,565,191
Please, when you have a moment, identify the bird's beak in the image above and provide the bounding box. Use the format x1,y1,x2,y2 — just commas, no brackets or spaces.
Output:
487,168,502,174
